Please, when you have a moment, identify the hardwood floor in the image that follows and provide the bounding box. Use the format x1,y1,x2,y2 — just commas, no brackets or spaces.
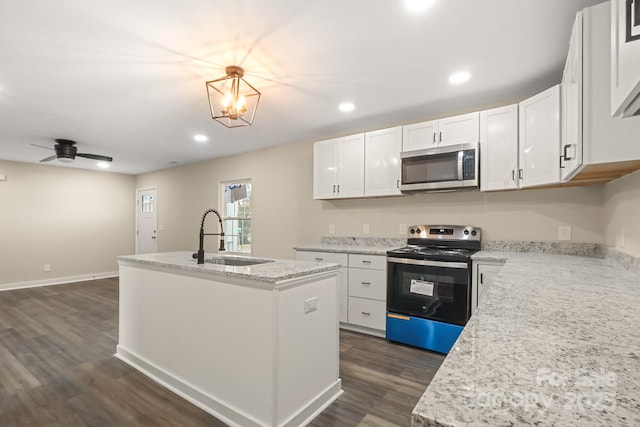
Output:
0,278,444,426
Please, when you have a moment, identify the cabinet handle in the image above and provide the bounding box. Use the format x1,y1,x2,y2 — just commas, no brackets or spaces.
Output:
439,131,442,142
480,273,484,284
396,179,400,189
433,132,437,143
337,184,340,193
512,170,515,181
518,169,524,179
332,184,336,193
361,282,371,286
361,312,371,316
314,257,324,261
563,144,574,161
361,260,372,264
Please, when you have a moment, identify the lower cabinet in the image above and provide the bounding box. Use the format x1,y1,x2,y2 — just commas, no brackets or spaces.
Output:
295,250,387,336
471,260,505,315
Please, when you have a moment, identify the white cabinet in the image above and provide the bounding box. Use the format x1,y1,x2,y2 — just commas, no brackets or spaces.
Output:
561,11,584,182
364,126,402,197
295,251,387,335
295,251,348,323
471,260,504,315
480,104,519,191
611,0,640,118
313,133,365,199
347,254,387,333
518,85,561,188
558,2,640,184
402,112,479,152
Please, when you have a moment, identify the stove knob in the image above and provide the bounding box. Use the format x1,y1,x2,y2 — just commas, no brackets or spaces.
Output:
410,228,416,234
464,229,470,235
471,230,477,236
415,228,421,234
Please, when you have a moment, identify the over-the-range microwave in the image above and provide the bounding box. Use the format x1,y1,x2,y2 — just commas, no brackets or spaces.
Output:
400,142,479,192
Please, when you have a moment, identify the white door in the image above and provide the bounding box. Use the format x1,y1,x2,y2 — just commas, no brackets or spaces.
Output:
438,112,480,147
364,126,402,197
480,105,519,191
518,85,561,188
136,187,157,254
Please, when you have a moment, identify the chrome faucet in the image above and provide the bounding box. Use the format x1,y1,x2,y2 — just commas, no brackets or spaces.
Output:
195,208,225,264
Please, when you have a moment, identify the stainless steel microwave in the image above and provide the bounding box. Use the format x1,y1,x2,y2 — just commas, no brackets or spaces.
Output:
400,143,479,192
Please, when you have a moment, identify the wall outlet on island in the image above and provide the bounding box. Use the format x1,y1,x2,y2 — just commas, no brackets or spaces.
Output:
328,224,335,235
558,225,572,241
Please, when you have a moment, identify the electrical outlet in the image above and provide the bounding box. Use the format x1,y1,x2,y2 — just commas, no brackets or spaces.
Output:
399,223,407,235
159,224,165,231
619,228,626,248
363,224,370,235
0,174,6,181
558,226,572,241
329,224,335,235
304,297,318,313
44,264,51,272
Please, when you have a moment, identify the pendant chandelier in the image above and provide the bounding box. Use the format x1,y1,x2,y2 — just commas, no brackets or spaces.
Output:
206,66,261,128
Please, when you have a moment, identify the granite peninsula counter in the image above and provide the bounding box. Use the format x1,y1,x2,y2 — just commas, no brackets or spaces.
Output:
413,251,640,426
116,251,342,427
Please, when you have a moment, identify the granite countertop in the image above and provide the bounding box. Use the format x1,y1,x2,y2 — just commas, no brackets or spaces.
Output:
293,236,405,256
118,251,340,284
413,251,640,426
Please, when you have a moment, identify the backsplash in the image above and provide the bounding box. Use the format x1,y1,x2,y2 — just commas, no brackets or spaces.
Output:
320,236,406,247
481,241,603,258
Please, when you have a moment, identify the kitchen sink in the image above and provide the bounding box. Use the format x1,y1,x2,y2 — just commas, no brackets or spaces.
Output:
198,257,274,267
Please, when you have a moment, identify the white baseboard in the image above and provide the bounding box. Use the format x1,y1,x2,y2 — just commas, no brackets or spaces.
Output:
0,271,118,292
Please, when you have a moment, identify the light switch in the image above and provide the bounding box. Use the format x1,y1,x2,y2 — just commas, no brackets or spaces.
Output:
363,224,370,235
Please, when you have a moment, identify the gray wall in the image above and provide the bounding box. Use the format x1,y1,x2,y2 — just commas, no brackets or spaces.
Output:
0,160,135,285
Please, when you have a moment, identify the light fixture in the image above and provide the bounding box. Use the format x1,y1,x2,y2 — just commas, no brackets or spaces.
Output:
96,162,110,169
449,71,471,85
339,102,355,112
405,0,435,12
193,134,208,142
206,66,261,128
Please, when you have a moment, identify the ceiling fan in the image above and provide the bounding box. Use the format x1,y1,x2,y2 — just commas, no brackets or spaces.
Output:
32,139,113,163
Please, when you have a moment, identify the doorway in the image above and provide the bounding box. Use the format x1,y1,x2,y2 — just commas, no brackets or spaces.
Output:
136,187,157,254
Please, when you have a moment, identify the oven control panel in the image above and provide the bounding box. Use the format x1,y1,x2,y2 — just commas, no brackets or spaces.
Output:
408,225,481,241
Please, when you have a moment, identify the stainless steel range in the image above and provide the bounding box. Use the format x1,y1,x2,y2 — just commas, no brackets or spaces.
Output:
386,225,481,354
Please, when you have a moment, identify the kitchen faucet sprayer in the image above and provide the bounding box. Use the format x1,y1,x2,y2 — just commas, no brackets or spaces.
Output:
195,208,225,264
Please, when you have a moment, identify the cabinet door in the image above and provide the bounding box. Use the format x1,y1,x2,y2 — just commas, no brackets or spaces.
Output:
480,105,519,191
561,12,584,182
364,126,402,197
337,133,365,198
438,112,480,147
313,139,338,199
402,120,438,152
476,264,502,306
518,85,561,188
611,0,640,117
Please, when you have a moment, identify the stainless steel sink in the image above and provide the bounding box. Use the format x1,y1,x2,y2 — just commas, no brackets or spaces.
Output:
200,257,274,267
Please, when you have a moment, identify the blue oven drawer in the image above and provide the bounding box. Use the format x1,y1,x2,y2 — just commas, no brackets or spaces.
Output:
386,313,463,354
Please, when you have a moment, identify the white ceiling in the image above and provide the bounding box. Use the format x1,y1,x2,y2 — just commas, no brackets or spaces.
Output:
0,0,604,175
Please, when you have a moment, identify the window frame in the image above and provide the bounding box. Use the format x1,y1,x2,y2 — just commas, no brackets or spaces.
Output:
219,179,252,254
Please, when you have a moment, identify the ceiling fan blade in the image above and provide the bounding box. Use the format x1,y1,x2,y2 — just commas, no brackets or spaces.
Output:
77,153,113,162
40,155,57,162
31,144,54,150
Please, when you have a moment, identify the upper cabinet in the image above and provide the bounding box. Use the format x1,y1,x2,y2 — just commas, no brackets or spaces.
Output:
563,2,640,184
518,85,561,188
313,134,365,199
480,104,519,191
402,112,479,152
364,126,402,197
611,0,640,117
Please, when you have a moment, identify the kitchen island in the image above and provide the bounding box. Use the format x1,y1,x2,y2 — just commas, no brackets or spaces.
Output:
116,251,342,427
412,251,640,426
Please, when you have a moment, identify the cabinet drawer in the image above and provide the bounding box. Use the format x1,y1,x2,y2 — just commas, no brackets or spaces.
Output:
348,268,386,300
295,251,348,266
348,254,386,270
348,297,386,331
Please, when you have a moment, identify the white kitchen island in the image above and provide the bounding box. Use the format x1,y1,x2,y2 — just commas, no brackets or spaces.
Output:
116,251,342,427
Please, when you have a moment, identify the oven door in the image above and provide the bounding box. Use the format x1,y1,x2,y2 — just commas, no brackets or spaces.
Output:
387,257,471,326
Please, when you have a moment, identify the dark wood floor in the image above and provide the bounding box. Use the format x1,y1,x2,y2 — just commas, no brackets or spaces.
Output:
0,278,444,426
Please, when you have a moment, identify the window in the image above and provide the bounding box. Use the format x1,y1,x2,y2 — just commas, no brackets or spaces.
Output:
220,180,252,254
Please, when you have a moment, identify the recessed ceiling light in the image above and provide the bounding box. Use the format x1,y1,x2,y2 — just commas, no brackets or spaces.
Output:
405,0,435,12
339,102,355,112
194,134,208,142
449,71,471,85
96,162,110,169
